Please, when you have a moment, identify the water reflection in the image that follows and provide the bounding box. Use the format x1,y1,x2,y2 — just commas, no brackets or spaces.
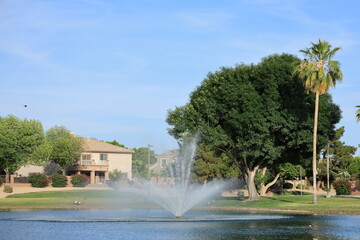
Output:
0,209,359,240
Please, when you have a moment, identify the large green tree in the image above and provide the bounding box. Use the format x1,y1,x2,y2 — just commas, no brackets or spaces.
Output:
318,127,357,181
132,147,156,179
45,126,84,172
348,156,360,176
0,115,48,182
294,39,343,204
356,106,360,122
192,144,240,183
167,53,341,200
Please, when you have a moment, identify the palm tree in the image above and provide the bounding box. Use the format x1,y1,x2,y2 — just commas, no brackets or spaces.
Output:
294,39,343,204
357,105,360,122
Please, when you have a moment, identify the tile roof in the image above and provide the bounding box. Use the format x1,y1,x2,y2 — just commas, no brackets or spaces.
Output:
83,137,134,153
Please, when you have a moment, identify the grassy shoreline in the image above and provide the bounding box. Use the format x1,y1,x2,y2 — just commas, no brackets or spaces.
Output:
1,190,359,215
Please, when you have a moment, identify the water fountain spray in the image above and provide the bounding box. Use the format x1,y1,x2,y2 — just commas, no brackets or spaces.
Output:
124,135,225,217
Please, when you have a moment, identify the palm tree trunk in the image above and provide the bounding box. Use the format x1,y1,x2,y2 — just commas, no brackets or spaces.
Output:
312,92,319,204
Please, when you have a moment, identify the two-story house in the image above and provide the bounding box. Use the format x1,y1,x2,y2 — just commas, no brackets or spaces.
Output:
66,138,133,184
14,137,133,185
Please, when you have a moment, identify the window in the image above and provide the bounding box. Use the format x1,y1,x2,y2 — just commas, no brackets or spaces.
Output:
82,154,91,161
100,154,108,161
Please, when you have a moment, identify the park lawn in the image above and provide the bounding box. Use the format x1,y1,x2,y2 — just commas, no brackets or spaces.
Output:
0,190,156,209
212,195,360,214
1,190,360,214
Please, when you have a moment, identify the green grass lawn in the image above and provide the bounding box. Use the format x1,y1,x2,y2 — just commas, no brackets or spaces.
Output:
212,195,360,214
1,190,359,214
0,190,157,209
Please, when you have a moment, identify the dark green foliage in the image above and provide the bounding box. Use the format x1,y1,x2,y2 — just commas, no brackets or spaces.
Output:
106,140,125,148
329,127,357,174
71,174,88,187
280,163,306,180
132,147,156,178
348,156,360,176
167,53,341,199
283,182,294,189
0,115,47,182
3,185,13,193
50,173,68,187
46,126,84,170
28,173,49,188
192,144,240,183
333,179,352,195
318,127,357,185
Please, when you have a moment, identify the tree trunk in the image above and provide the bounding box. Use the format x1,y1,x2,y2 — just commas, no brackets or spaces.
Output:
312,92,319,204
317,180,323,191
260,172,281,196
4,168,10,183
245,166,260,200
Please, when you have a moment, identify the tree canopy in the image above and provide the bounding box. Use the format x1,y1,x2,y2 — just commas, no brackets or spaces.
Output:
132,147,157,178
192,144,240,183
106,140,126,148
45,126,84,171
167,53,341,200
318,127,358,178
0,115,47,182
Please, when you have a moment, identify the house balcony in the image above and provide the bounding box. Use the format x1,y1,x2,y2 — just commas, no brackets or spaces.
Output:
68,160,109,172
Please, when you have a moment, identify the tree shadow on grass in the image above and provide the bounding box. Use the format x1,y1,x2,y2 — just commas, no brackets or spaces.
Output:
261,197,296,203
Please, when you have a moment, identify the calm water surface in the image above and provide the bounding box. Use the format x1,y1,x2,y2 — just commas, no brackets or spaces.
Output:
0,209,359,240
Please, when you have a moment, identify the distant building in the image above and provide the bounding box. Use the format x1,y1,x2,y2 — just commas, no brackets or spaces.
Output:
150,149,177,175
15,137,133,185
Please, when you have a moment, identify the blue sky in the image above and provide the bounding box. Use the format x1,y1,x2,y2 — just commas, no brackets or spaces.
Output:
0,0,359,154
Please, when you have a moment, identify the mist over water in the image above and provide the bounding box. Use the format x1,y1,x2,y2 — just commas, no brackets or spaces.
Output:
121,136,226,217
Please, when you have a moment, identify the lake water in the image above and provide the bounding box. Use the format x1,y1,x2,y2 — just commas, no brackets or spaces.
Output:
0,209,359,240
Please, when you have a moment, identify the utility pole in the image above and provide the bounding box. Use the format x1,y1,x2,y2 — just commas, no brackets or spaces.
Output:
326,141,331,198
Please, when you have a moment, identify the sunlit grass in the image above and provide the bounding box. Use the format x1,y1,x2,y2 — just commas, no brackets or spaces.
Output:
1,190,156,209
1,190,360,214
212,195,360,213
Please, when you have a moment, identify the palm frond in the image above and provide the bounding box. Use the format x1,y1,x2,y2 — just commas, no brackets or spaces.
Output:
296,39,342,94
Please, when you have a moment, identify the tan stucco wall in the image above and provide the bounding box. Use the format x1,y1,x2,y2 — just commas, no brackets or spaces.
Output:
86,152,132,180
16,165,44,177
108,153,132,180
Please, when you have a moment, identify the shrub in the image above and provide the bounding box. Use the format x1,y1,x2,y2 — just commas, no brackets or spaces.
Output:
109,169,122,189
283,182,293,189
109,169,122,182
51,173,68,187
3,185,13,193
71,174,89,187
333,179,352,195
28,173,49,188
